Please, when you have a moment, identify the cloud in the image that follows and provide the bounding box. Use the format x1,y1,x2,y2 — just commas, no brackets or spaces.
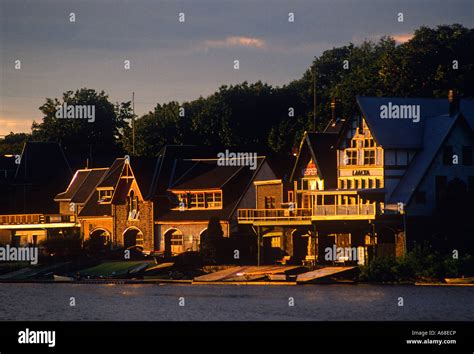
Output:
0,119,32,135
392,33,413,44
204,36,266,49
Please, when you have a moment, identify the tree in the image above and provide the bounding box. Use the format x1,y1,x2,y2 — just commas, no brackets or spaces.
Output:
32,88,129,156
0,132,31,155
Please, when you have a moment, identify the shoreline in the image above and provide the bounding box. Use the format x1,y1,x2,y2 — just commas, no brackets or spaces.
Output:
1,279,473,286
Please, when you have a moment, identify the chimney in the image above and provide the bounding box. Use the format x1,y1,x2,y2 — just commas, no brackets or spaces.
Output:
448,89,459,115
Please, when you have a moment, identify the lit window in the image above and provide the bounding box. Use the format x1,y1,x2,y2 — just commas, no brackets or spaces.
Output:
364,139,375,148
171,232,183,245
190,193,206,208
346,150,357,165
364,150,376,165
205,192,222,208
265,196,276,209
98,189,113,203
128,190,139,219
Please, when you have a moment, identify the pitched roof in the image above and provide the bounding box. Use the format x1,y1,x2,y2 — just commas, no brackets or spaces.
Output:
71,169,108,203
347,97,474,205
4,142,73,214
356,96,450,149
78,189,112,217
55,169,90,201
289,131,338,188
388,113,458,204
129,156,160,199
76,155,160,217
97,158,125,188
157,157,267,222
55,168,108,204
169,160,248,190
460,99,474,130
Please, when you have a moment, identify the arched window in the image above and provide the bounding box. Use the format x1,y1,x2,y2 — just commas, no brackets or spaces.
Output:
128,190,139,219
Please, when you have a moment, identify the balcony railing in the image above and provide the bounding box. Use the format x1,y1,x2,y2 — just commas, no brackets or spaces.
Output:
238,203,376,223
238,208,313,222
0,214,76,225
314,204,375,216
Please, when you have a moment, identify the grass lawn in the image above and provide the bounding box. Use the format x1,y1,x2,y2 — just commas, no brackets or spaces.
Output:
80,261,151,277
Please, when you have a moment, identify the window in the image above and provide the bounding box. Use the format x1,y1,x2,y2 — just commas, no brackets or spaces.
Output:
443,146,453,165
171,232,183,246
368,179,373,188
415,191,426,204
265,196,276,209
361,179,366,189
364,139,375,148
375,179,381,188
128,190,139,219
177,193,187,208
346,150,357,165
205,192,222,208
462,146,473,166
174,192,222,209
354,180,359,189
190,193,205,208
98,189,113,203
364,150,376,165
347,180,352,189
288,191,294,202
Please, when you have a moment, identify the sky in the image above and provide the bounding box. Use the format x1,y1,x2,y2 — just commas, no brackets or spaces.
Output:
0,0,473,136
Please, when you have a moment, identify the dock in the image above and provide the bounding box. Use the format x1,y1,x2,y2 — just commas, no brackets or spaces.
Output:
296,266,357,284
193,265,302,283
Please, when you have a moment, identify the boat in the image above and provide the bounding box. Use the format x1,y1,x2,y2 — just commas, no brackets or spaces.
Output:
444,276,474,284
53,275,75,282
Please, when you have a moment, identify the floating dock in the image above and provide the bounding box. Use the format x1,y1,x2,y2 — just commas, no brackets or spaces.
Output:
193,265,302,283
296,266,357,284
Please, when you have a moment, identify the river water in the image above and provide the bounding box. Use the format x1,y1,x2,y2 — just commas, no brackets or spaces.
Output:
0,283,472,321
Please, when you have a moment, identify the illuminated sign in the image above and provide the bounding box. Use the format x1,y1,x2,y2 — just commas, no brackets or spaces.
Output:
303,159,318,176
352,170,370,176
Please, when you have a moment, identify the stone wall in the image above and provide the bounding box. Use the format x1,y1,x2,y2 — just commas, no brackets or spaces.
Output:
112,201,154,252
157,221,229,253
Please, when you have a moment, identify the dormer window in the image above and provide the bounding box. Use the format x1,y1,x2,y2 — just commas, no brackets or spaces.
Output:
98,189,113,203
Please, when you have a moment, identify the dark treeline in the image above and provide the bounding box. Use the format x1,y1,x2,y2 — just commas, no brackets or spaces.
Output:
1,24,473,157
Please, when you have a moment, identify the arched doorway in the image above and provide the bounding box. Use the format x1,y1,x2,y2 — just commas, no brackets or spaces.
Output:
164,228,183,257
88,228,111,253
123,227,144,249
